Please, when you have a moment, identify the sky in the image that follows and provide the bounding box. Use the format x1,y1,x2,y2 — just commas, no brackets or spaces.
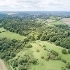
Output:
0,0,70,11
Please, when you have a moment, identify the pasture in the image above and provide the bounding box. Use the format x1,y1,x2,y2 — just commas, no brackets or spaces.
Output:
29,41,70,70
0,27,26,41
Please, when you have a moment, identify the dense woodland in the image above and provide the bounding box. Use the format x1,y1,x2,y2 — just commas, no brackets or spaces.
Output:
1,17,70,49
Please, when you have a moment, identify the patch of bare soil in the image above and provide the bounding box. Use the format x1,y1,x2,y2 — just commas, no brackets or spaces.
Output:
0,59,8,70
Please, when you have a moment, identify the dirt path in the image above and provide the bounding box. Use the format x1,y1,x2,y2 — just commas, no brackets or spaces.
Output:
0,59,8,70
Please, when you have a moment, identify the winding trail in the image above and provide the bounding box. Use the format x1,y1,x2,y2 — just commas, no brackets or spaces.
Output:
0,59,8,70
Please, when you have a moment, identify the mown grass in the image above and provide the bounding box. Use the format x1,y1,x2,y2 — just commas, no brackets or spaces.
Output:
0,27,26,41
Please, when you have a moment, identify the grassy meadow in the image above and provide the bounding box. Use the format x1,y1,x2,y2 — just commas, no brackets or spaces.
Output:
29,41,70,70
0,27,26,41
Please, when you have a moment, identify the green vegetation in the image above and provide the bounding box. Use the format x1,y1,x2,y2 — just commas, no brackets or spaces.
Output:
34,41,70,70
0,15,70,70
68,49,70,54
0,27,26,41
49,20,64,25
62,49,67,54
66,62,70,69
0,37,37,70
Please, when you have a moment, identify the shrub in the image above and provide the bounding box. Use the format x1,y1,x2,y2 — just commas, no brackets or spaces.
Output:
50,54,56,60
10,52,16,57
0,31,1,33
18,57,28,65
61,67,66,70
43,45,46,47
68,49,70,54
5,56,11,61
36,49,40,52
61,59,67,63
40,35,47,41
44,48,46,50
49,36,57,42
55,41,60,46
47,50,59,60
62,49,67,54
51,50,58,56
66,62,70,69
45,57,49,61
12,60,18,68
41,56,44,59
26,44,32,48
31,59,38,65
56,56,61,60
18,65,27,70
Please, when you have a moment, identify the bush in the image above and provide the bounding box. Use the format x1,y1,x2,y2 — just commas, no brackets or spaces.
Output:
49,36,57,42
10,52,16,57
44,48,46,50
12,60,18,68
26,44,32,48
56,56,61,60
43,45,46,47
61,59,67,63
18,65,27,70
47,50,60,60
51,50,58,56
45,57,49,61
40,35,47,41
31,59,37,65
41,56,44,59
50,54,56,60
62,49,67,54
5,56,11,61
68,49,70,54
61,67,66,70
36,49,40,52
66,62,70,69
55,41,60,46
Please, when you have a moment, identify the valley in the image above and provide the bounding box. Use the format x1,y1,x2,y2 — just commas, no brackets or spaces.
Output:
0,11,70,70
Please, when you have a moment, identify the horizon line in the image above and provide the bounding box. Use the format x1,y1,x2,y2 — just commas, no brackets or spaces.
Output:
0,10,70,12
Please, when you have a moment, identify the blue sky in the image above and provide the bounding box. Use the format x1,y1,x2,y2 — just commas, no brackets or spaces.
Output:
0,0,70,11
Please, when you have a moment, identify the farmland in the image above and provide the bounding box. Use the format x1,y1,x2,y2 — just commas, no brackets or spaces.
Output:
61,18,70,26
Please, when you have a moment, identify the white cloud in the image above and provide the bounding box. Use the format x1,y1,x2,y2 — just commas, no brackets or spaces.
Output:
0,0,70,11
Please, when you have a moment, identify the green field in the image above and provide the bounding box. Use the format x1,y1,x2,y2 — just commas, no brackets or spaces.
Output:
29,41,70,70
0,27,26,41
4,40,70,70
48,20,65,26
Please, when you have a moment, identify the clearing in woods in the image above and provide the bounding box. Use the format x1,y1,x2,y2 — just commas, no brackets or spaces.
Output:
0,27,26,41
